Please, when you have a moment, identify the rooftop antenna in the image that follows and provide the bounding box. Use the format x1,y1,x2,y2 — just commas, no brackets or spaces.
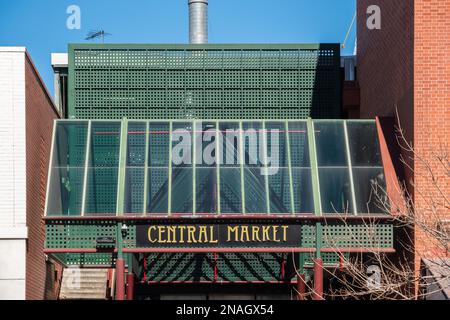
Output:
85,29,112,43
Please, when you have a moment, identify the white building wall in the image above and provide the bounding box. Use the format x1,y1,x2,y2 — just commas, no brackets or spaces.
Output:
0,47,27,300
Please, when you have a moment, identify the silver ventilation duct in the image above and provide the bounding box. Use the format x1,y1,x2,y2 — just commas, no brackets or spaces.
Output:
188,0,208,44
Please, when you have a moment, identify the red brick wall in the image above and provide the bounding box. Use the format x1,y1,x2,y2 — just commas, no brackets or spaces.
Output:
24,53,60,300
357,0,414,187
413,0,450,259
357,0,450,281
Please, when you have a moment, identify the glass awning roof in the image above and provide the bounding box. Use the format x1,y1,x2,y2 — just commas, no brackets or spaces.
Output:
45,119,389,217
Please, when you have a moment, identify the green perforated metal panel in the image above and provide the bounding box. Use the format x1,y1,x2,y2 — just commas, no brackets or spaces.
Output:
139,253,287,282
68,44,341,120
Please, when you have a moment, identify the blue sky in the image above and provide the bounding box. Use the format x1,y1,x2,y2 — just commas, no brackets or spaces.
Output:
0,0,356,96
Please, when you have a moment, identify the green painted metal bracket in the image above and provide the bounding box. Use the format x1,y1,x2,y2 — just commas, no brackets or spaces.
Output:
315,222,323,259
116,118,128,216
80,121,92,216
167,122,173,215
262,121,271,214
216,121,221,215
307,119,321,216
142,121,150,215
116,118,128,259
192,120,197,215
284,121,295,215
343,120,358,215
239,121,246,214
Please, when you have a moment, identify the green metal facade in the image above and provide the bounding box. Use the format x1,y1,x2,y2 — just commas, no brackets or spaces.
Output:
44,44,394,283
68,44,341,120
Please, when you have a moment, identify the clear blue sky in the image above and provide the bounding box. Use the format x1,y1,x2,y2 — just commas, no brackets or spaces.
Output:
0,0,356,96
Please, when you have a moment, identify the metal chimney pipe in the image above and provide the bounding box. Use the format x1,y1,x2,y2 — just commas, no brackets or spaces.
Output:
189,0,208,44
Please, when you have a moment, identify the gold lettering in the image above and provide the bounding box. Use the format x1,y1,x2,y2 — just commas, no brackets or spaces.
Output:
158,226,167,243
240,225,250,242
167,226,176,243
262,226,270,241
187,226,197,243
227,226,239,242
148,226,157,243
209,226,218,244
281,226,289,242
178,226,186,243
198,226,208,243
252,226,261,242
273,226,280,242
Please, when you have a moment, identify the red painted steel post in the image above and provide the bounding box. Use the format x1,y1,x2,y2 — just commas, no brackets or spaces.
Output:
115,258,125,300
313,258,323,300
126,273,135,300
297,274,306,300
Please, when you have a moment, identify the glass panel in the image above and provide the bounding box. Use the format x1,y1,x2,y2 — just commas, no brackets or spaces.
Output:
124,167,145,214
244,168,267,214
315,121,354,214
46,121,88,216
219,122,240,167
148,122,170,167
84,122,121,216
197,122,217,167
85,167,119,215
242,122,267,214
353,168,389,214
147,168,169,214
314,121,347,166
127,122,146,167
124,122,146,215
47,167,85,216
287,121,313,215
171,168,193,214
172,122,193,168
196,168,217,214
243,122,263,167
147,122,170,215
292,168,314,213
218,122,242,214
269,168,291,214
319,168,353,214
288,121,310,167
347,122,383,166
171,122,193,214
220,168,242,214
266,122,288,167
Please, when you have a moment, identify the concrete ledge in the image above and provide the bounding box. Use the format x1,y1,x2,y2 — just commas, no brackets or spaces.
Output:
0,47,26,52
0,227,28,239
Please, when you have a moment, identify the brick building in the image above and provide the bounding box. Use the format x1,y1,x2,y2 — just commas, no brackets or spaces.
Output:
356,0,450,285
0,47,61,299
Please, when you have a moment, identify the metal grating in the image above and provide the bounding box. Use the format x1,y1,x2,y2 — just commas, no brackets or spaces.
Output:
69,44,341,120
139,253,289,282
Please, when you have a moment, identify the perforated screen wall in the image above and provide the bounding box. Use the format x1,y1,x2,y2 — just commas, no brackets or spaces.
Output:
68,44,341,120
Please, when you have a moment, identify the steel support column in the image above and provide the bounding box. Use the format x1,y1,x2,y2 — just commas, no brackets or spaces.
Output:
126,273,135,300
313,258,324,300
115,258,125,300
297,274,306,300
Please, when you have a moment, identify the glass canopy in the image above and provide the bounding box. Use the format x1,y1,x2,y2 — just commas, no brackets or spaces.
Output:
45,120,389,217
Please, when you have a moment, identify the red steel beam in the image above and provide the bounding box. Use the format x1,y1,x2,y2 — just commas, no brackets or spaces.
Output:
143,280,294,284
44,214,394,221
44,247,395,254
